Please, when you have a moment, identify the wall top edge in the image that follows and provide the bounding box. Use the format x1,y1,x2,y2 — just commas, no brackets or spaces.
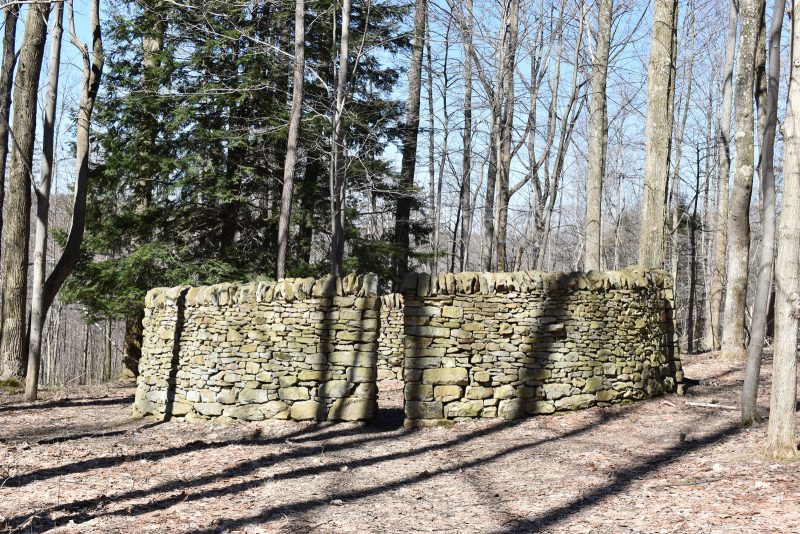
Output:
144,266,671,309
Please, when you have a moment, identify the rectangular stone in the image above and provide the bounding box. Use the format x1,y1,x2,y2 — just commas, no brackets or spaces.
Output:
405,326,450,338
346,366,377,383
405,401,443,419
421,367,468,386
404,357,443,369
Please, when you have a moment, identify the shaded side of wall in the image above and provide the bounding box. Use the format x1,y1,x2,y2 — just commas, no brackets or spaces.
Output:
400,268,681,428
134,275,380,422
377,293,404,380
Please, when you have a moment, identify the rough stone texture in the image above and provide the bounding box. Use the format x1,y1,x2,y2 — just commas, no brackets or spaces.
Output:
134,274,379,422
377,294,404,380
135,266,681,426
400,267,681,426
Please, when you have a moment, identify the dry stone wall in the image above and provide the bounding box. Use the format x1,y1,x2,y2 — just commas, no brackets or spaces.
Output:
134,267,681,426
134,275,380,422
400,267,681,428
377,294,404,380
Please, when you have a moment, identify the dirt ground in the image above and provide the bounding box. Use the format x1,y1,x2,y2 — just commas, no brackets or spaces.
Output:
1,353,799,534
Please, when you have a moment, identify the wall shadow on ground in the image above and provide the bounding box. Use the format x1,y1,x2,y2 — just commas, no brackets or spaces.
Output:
2,398,747,533
2,419,396,489
0,395,134,414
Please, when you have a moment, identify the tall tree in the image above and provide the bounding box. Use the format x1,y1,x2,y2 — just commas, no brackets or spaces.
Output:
25,0,65,400
0,4,19,269
458,0,473,271
638,0,678,269
393,0,427,283
330,0,352,276
493,0,520,271
706,0,739,351
430,15,452,278
669,4,695,286
0,3,50,380
584,0,612,271
767,0,799,460
722,0,761,358
742,0,782,426
26,0,103,400
276,0,306,281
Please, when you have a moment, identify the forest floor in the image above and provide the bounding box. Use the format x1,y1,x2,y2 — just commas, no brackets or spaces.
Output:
1,353,799,533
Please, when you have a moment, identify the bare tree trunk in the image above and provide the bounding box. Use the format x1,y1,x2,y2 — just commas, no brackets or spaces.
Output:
103,319,112,381
0,4,50,381
706,0,738,351
80,321,89,386
0,4,19,273
458,0,473,271
25,1,64,400
275,0,305,281
330,0,353,276
25,0,103,399
426,23,435,256
584,0,612,272
482,113,499,271
722,0,760,358
431,16,452,278
535,4,585,270
766,0,799,460
686,147,701,353
393,0,427,283
494,0,519,272
638,0,678,269
122,310,144,378
742,0,782,426
669,8,695,287
47,304,62,384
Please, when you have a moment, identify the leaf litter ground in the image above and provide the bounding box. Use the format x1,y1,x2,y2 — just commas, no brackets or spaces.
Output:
1,352,798,533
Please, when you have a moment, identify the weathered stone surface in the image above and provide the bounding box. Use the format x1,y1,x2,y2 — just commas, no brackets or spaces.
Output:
318,380,352,399
444,400,483,418
472,371,491,384
136,270,680,426
223,405,265,421
133,398,155,416
583,376,603,393
216,389,238,405
421,367,468,386
261,400,290,419
347,367,377,383
239,389,270,403
498,398,525,419
434,385,462,402
278,387,310,401
298,370,331,381
494,385,515,400
279,376,298,388
595,389,620,402
542,383,573,400
195,402,224,416
328,398,375,421
442,306,463,319
555,394,596,411
405,383,433,401
290,400,326,420
405,401,444,419
465,386,493,400
526,400,556,414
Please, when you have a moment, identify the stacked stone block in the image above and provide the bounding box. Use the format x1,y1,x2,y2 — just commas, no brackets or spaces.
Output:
133,274,380,422
400,267,681,428
134,266,682,427
377,293,404,380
